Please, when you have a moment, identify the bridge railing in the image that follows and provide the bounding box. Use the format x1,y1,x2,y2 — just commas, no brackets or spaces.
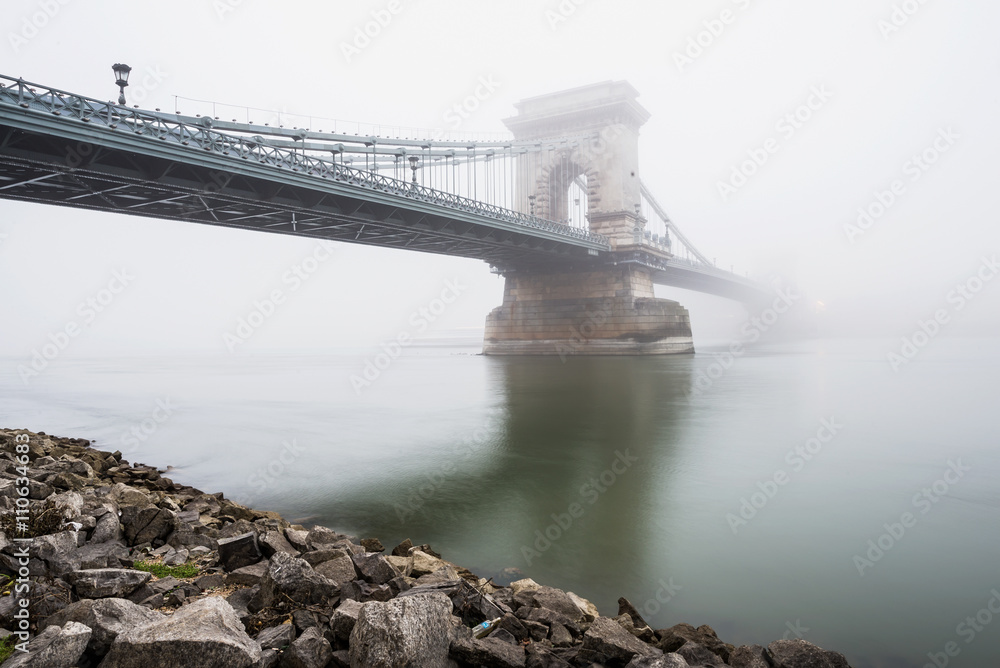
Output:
0,75,610,249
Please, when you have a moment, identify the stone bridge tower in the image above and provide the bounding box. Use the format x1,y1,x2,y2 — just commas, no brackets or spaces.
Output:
484,81,694,356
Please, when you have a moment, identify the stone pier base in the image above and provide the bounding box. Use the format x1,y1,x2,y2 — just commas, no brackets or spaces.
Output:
483,265,693,356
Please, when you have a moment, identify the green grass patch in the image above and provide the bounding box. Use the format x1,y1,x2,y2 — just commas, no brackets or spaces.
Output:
133,560,200,579
0,635,18,663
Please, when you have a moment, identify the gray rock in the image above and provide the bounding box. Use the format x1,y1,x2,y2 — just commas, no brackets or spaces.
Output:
359,538,384,553
729,645,771,668
582,616,660,665
2,620,91,668
194,573,225,590
312,553,357,585
163,548,189,566
257,623,296,650
284,528,310,552
120,505,174,546
656,624,733,663
71,541,130,571
227,586,258,625
66,568,151,599
226,561,269,586
339,580,392,604
516,586,586,623
259,530,299,558
279,626,333,668
676,640,725,667
90,511,123,544
218,532,262,572
256,552,339,609
147,576,183,596
100,596,261,668
625,654,690,668
350,552,398,585
42,597,162,656
301,548,350,567
550,622,573,647
349,592,454,668
767,639,852,668
258,648,281,668
304,526,343,551
329,599,363,647
450,634,526,668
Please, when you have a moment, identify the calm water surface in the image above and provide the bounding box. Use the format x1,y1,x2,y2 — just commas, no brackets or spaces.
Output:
2,337,998,668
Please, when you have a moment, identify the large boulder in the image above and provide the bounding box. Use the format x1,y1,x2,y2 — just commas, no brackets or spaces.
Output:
259,530,298,558
255,551,340,610
312,552,357,585
65,568,151,599
729,645,772,668
350,553,398,585
450,634,526,668
279,626,333,668
217,532,262,572
582,616,661,666
349,592,454,668
329,599,364,648
120,505,174,546
256,624,296,650
2,620,91,668
625,654,690,668
675,641,725,667
42,597,163,655
767,639,852,668
656,623,734,663
99,596,261,668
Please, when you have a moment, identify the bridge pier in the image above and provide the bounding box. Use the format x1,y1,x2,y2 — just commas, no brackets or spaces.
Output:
483,264,693,356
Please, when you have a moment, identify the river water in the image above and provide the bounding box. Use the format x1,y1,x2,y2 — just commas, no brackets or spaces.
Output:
2,337,998,667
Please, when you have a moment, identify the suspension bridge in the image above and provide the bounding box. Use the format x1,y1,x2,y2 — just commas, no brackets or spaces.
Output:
0,75,769,355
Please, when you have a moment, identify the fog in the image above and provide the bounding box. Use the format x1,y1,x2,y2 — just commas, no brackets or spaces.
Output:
2,0,998,357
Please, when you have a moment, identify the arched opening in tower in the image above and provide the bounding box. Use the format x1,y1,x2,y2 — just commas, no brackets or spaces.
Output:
567,176,589,231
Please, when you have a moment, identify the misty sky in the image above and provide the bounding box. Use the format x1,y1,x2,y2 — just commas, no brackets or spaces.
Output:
1,0,998,358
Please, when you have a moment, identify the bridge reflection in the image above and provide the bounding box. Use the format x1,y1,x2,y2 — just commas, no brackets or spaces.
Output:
324,354,695,616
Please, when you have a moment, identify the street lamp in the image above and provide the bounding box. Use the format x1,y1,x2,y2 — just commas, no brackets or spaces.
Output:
408,156,420,186
112,63,132,105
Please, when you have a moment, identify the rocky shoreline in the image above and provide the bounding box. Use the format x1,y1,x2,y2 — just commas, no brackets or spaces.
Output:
0,428,853,668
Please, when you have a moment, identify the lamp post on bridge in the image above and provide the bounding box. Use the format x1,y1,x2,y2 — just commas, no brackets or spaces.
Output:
408,156,420,187
112,63,131,106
